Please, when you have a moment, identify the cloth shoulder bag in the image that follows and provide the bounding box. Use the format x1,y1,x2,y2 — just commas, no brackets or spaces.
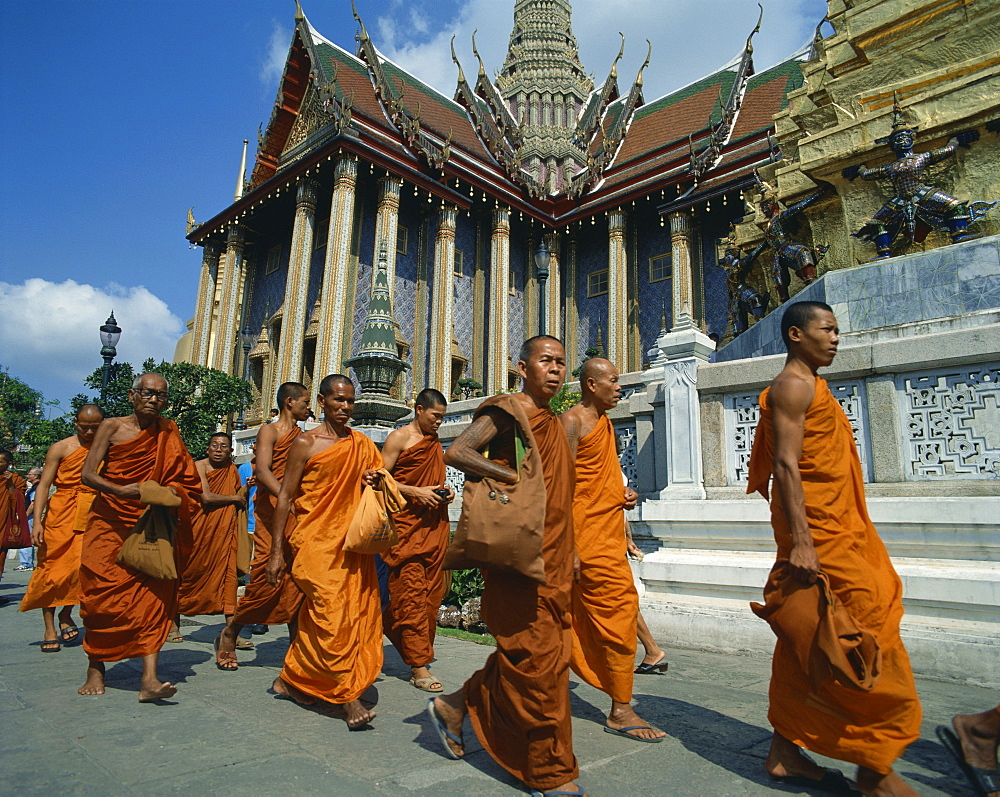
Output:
344,467,404,554
2,485,32,549
444,396,547,584
116,480,181,580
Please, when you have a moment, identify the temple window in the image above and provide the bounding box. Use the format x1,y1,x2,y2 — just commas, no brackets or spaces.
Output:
588,269,609,296
649,253,672,283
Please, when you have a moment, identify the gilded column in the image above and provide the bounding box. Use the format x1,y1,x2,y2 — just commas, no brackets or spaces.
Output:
669,211,696,330
315,155,358,380
488,207,511,395
607,209,628,367
374,175,403,296
544,232,561,339
564,236,579,368
191,243,220,367
212,225,246,374
428,205,457,394
276,178,320,384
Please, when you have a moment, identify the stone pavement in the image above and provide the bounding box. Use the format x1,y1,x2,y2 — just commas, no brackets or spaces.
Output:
0,566,991,796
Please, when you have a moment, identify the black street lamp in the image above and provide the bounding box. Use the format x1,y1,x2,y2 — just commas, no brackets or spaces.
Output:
99,311,122,405
234,325,255,430
534,237,551,335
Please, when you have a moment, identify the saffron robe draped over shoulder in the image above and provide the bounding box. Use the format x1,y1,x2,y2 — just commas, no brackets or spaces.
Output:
382,433,450,668
747,376,921,774
280,431,384,704
21,445,95,611
464,395,579,792
80,418,201,662
177,463,242,616
234,428,304,625
569,414,638,704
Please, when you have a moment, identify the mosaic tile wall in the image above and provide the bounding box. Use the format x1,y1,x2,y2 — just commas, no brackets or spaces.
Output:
575,224,609,358
453,211,477,368
507,220,526,365
633,210,672,360
245,238,288,336
394,198,421,398
700,222,730,340
350,189,379,357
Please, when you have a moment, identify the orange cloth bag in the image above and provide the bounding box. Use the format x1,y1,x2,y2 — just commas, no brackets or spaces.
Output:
115,480,181,580
344,468,404,553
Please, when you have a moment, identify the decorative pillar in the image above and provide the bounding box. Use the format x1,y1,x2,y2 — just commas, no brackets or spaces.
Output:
669,211,696,330
276,178,319,384
375,174,403,296
544,232,561,339
428,205,457,394
191,243,220,367
607,209,628,367
488,207,511,395
564,236,579,368
212,225,246,374
315,155,358,380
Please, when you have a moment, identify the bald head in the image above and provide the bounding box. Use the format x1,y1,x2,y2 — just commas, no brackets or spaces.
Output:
77,404,104,421
579,357,615,386
318,373,353,396
579,357,621,412
75,403,104,444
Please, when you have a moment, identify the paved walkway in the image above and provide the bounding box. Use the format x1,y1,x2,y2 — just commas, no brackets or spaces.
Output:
0,566,989,796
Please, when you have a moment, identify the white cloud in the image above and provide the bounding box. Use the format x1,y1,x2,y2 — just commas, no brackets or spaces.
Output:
0,279,185,404
260,21,293,88
375,0,822,103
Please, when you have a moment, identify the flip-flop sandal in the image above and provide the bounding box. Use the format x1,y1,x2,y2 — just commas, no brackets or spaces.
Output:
213,637,238,671
530,789,586,796
769,767,859,795
937,725,1000,797
235,637,255,650
59,625,80,643
634,655,669,674
410,675,444,692
603,724,665,743
425,697,462,759
166,633,184,643
40,639,62,653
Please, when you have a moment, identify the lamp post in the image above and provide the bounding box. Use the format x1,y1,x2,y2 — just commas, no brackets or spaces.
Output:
534,237,551,335
234,325,255,430
99,311,122,406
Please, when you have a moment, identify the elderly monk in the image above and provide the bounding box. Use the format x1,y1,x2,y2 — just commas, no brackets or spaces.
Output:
78,373,201,701
0,449,29,588
747,302,921,796
217,382,309,663
265,374,384,729
561,359,665,743
381,387,454,693
175,432,246,664
431,335,582,797
20,405,104,650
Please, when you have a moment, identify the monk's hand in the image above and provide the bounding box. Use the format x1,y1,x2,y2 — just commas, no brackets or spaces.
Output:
412,486,444,507
116,482,142,500
31,523,44,547
361,469,380,487
623,486,638,509
444,485,455,504
264,553,285,586
573,551,582,582
233,494,248,510
627,539,644,561
788,541,820,584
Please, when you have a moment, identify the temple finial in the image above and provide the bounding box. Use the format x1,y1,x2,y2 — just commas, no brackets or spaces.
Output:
351,0,369,42
450,35,466,84
610,32,625,79
746,3,763,53
471,30,486,77
234,139,248,202
294,0,304,22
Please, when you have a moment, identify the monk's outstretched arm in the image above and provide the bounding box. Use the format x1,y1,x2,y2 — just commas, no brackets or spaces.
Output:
31,439,67,544
770,376,819,583
264,436,309,585
81,419,140,500
443,409,517,485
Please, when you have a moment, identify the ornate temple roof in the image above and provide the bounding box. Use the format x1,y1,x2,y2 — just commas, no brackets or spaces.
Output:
188,2,810,245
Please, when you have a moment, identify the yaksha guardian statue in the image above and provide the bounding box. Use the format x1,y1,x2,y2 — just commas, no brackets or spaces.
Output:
719,236,769,338
843,103,996,258
753,176,830,303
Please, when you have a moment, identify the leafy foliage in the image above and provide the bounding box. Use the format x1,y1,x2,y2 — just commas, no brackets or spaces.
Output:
444,568,485,606
0,368,76,467
548,384,581,416
82,359,252,455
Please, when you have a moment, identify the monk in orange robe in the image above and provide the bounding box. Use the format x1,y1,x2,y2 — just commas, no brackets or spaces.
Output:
0,449,29,589
78,373,201,702
175,432,246,664
20,404,104,649
266,374,384,729
561,358,665,743
747,301,921,796
217,382,309,662
431,336,582,796
380,387,454,693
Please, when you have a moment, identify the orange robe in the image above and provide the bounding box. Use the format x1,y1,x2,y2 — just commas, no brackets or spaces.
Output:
21,445,95,610
80,418,201,661
569,414,638,704
1,472,28,549
177,463,242,616
382,433,450,668
747,376,921,774
464,397,578,791
280,431,384,703
234,428,304,625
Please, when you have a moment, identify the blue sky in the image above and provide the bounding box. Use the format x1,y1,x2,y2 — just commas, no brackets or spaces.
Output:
0,0,822,412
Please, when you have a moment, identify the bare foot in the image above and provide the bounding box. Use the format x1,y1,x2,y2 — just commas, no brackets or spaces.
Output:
213,636,238,670
432,692,467,758
639,649,665,667
765,732,830,781
271,676,317,706
856,767,920,796
344,699,376,729
606,703,666,741
217,625,238,657
138,679,177,702
78,661,106,695
953,711,1000,771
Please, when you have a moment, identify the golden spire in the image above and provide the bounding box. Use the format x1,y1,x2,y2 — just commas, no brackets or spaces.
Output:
234,139,248,202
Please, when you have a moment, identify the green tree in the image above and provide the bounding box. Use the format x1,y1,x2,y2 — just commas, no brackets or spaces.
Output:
0,367,41,454
548,384,581,415
82,359,252,455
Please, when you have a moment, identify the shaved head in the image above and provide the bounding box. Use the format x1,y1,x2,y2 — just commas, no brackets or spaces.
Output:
318,373,353,396
579,357,615,385
77,403,104,421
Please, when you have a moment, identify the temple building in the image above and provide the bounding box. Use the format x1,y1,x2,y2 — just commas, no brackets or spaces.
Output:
181,0,811,421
